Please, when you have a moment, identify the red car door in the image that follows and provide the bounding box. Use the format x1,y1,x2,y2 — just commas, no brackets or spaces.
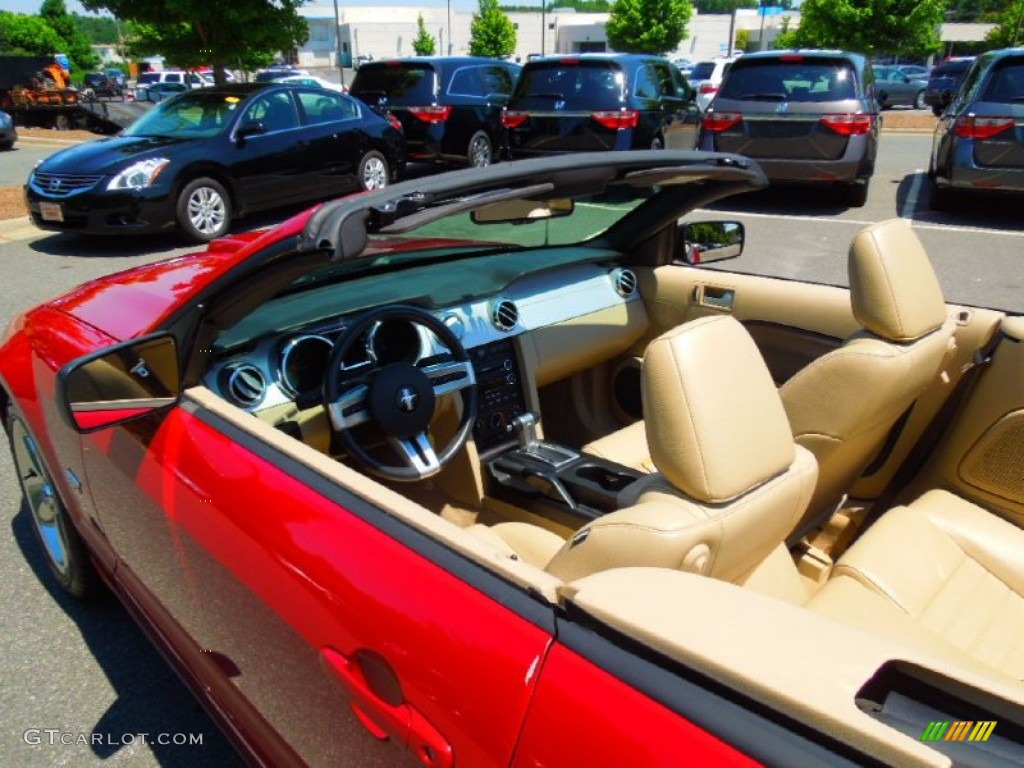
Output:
82,393,554,767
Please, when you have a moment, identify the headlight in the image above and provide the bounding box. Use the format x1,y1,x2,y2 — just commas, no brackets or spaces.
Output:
106,158,170,191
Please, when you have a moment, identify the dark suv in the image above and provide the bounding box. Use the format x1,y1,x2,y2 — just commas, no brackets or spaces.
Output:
697,50,879,206
924,57,976,116
502,54,700,157
350,57,521,167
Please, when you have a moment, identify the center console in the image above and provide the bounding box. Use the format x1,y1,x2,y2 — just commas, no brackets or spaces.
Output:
469,338,527,452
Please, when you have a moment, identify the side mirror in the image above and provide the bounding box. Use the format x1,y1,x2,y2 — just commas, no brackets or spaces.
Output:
57,333,181,433
678,220,744,265
235,121,265,144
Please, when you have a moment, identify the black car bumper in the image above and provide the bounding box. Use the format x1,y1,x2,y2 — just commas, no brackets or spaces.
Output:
25,182,177,235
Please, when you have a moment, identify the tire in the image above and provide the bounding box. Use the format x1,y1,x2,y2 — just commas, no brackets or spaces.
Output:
466,131,493,168
6,405,101,599
930,181,954,211
845,180,869,208
176,177,231,243
914,90,926,110
358,150,390,191
931,105,943,117
651,135,664,150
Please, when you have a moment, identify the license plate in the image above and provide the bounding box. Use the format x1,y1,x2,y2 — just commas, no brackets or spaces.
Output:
40,202,64,222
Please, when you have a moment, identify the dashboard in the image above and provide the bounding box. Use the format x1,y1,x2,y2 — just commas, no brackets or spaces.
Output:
205,261,644,451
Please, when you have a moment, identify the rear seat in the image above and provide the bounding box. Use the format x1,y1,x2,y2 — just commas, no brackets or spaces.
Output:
806,488,1024,684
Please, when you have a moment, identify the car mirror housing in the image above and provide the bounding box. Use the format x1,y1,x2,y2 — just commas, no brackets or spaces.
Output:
57,332,181,433
235,121,266,143
678,220,744,265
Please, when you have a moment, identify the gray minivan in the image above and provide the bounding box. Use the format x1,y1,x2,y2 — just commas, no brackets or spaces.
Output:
697,50,879,206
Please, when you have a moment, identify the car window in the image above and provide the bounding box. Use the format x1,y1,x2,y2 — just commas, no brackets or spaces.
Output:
298,90,358,124
351,65,436,104
165,73,182,84
482,65,516,96
651,62,677,97
123,91,243,137
720,58,858,102
634,64,658,98
690,62,716,81
514,61,625,108
447,66,486,96
137,73,159,85
245,91,300,133
981,58,1024,103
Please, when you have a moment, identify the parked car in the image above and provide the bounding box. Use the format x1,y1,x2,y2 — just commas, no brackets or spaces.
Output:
891,64,930,80
271,73,346,92
930,47,1024,209
83,72,124,100
254,65,309,83
134,81,190,103
0,109,16,150
104,67,127,88
924,56,975,116
698,49,879,206
873,64,927,109
503,54,700,157
5,149,1024,768
672,57,694,78
25,83,404,242
350,56,520,167
136,69,208,90
688,56,740,111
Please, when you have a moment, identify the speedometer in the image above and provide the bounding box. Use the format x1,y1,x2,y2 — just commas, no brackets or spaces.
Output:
279,335,333,400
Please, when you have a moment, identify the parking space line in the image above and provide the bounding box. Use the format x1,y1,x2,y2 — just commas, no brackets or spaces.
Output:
900,170,926,219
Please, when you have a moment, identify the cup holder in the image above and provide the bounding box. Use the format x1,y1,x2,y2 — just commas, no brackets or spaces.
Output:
575,463,638,493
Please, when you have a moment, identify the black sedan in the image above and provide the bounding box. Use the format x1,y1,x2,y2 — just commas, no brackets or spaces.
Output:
25,83,405,242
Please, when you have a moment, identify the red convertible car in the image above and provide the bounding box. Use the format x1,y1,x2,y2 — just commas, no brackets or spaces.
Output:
3,151,1023,767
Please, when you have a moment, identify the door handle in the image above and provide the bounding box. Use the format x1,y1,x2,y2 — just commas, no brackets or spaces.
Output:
321,647,453,768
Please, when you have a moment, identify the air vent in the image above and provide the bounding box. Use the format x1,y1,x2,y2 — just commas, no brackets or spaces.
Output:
226,364,266,408
491,299,519,332
611,268,638,297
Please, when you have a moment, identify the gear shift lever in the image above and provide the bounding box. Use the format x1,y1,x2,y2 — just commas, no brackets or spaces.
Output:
508,411,577,467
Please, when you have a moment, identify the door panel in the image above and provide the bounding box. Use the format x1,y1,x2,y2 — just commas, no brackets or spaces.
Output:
84,391,554,767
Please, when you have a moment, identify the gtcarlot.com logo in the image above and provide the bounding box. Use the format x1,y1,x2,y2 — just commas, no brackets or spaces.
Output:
23,729,203,747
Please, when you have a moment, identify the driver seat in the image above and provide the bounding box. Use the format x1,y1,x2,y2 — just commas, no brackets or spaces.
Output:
469,316,818,584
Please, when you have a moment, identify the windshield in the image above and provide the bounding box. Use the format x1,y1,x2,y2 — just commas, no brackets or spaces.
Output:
513,60,626,107
351,65,437,104
719,58,858,101
123,91,246,138
690,62,717,80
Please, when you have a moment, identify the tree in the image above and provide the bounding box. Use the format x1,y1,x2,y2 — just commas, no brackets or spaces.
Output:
986,0,1024,47
412,13,437,55
776,0,945,57
80,0,310,84
40,0,98,71
0,11,66,57
468,0,517,58
605,0,692,54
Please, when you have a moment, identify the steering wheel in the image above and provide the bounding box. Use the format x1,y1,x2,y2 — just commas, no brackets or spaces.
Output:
324,305,478,481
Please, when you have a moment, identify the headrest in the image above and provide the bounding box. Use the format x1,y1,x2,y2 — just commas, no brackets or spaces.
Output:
849,219,947,342
643,316,795,503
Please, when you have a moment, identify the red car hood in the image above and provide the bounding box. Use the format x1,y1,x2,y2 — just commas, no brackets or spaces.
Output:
48,219,309,341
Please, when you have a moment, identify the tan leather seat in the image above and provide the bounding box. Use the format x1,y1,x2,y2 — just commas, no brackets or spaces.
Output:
807,489,1024,683
585,218,955,541
470,315,818,583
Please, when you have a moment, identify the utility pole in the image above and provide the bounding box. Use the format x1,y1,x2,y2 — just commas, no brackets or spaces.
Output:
333,0,345,88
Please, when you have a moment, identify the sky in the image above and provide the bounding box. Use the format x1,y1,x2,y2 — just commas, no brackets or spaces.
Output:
4,0,485,14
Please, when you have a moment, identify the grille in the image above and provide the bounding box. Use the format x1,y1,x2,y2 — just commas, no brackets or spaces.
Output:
611,268,638,297
32,172,103,194
226,365,266,408
490,299,519,332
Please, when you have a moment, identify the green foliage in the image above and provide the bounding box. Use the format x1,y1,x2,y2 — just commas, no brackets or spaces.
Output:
606,0,692,54
734,27,749,52
412,13,437,55
779,0,945,56
986,1,1024,47
40,0,98,70
81,0,310,83
0,11,66,57
72,12,121,45
695,0,757,12
469,0,517,58
946,0,1004,23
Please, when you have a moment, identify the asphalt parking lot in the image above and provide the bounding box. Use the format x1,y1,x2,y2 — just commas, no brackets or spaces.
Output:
0,129,1021,766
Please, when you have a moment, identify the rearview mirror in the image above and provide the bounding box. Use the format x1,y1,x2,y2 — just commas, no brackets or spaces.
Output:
471,197,574,224
678,220,744,264
58,333,181,433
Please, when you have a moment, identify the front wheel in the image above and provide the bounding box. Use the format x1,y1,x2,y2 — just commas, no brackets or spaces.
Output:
176,177,231,243
358,150,390,191
914,90,926,110
931,105,943,117
650,135,664,150
466,131,493,167
6,406,101,598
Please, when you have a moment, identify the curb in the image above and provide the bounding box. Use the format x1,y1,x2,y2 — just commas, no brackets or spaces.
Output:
0,215,40,243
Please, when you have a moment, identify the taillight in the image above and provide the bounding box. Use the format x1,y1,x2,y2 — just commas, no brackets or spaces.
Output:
386,112,402,132
819,114,874,136
699,83,718,95
591,110,639,130
407,105,451,123
502,110,529,129
702,111,742,132
955,116,1014,139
